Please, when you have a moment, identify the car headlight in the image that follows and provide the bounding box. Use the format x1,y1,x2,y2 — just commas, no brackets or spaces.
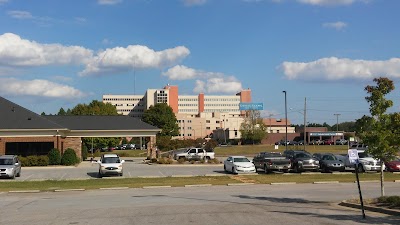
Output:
6,168,14,171
315,161,319,164
298,161,303,164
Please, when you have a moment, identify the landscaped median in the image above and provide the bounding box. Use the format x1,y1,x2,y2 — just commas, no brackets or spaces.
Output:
0,172,399,192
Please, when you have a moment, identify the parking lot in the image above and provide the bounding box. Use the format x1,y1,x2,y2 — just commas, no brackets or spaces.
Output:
0,158,224,181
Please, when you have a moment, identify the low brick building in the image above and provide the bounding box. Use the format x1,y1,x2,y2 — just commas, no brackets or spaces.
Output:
0,97,161,159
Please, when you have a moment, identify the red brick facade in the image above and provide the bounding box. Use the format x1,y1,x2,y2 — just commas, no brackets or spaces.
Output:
0,136,82,160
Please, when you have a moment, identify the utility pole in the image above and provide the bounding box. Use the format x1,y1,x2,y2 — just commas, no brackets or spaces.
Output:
334,113,341,131
303,97,307,151
283,91,288,151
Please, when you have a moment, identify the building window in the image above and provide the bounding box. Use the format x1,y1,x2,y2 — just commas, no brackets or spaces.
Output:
206,127,210,130
206,120,210,123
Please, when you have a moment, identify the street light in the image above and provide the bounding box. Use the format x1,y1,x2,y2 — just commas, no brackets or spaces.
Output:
289,97,307,151
283,91,288,151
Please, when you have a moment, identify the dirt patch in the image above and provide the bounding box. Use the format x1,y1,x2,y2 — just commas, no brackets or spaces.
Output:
230,175,258,183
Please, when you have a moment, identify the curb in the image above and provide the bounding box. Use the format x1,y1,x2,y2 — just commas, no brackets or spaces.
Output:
54,189,85,192
394,180,400,182
9,190,40,193
356,180,380,183
184,184,212,187
339,201,400,216
137,176,168,178
99,187,129,190
227,183,254,186
204,174,227,177
270,182,296,185
170,175,195,178
142,185,172,189
313,181,339,184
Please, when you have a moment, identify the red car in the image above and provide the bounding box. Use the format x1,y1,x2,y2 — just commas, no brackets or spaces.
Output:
323,139,334,145
385,158,400,172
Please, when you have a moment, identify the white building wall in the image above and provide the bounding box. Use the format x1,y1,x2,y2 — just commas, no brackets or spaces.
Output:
203,96,241,114
178,95,198,114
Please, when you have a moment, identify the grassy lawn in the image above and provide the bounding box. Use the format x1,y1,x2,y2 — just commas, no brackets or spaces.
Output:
0,176,240,192
213,144,349,157
1,172,399,192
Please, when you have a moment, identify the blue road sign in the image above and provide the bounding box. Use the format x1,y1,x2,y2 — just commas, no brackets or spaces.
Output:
239,103,264,110
348,149,359,164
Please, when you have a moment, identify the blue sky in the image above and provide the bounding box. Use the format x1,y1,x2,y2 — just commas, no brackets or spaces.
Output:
0,0,399,126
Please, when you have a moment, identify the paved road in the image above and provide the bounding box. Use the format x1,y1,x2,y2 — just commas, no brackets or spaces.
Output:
2,158,225,181
1,183,399,225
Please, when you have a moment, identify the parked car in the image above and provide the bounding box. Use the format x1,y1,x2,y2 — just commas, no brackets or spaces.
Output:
309,139,323,145
224,156,256,174
312,153,345,172
385,157,400,172
323,139,334,145
97,154,125,178
343,150,384,172
253,152,291,173
173,147,215,160
0,155,21,179
335,139,348,145
285,151,319,173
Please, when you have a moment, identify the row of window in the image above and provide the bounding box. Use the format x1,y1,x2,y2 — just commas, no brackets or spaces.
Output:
178,98,197,102
103,98,144,101
204,98,239,102
177,120,192,123
204,104,239,107
117,109,144,112
203,109,240,112
178,109,198,112
178,104,198,107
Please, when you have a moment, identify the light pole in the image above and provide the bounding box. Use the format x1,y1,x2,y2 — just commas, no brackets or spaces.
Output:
334,113,341,131
283,91,288,151
223,114,227,144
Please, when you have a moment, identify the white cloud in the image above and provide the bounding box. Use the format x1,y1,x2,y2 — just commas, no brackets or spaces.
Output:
0,33,93,67
182,0,207,6
0,78,86,99
194,77,243,94
51,75,73,83
7,10,34,19
162,65,224,80
98,0,123,5
297,0,366,6
280,57,400,81
80,45,190,76
323,21,348,31
164,65,243,94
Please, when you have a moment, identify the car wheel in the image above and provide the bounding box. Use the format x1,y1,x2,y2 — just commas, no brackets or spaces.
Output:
224,165,227,172
357,164,365,173
283,169,289,173
16,170,21,177
10,172,15,179
232,167,237,174
98,171,103,178
264,165,269,174
294,165,301,173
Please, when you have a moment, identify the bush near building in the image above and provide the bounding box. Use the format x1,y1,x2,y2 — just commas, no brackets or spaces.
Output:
19,155,49,166
48,148,61,165
61,148,79,166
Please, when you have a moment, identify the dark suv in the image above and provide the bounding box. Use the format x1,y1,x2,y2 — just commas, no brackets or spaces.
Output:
284,150,319,173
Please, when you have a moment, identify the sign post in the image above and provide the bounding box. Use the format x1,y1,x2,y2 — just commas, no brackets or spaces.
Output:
348,149,365,219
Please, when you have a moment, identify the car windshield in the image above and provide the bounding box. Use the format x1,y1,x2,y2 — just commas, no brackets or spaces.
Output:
233,157,250,162
0,159,13,165
264,153,282,157
102,157,121,163
358,152,371,158
322,155,337,161
295,153,311,158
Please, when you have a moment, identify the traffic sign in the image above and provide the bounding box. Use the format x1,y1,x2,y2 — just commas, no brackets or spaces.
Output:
348,149,359,164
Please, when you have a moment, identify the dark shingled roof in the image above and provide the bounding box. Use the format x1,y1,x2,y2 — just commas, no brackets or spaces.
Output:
44,115,160,131
0,97,64,130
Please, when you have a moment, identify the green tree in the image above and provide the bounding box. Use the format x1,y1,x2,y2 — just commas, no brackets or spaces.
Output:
70,100,120,150
240,110,267,144
142,103,179,137
57,107,67,115
355,77,400,196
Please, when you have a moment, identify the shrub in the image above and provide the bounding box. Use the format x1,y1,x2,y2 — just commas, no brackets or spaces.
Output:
378,196,400,208
190,160,196,164
37,155,49,166
81,145,88,161
19,155,49,166
48,148,61,165
61,148,79,166
158,157,173,164
177,158,186,164
210,158,221,164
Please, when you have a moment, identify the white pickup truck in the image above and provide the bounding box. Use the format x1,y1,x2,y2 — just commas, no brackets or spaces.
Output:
173,147,215,160
341,149,385,172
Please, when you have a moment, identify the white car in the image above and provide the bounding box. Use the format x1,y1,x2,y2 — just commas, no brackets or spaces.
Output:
97,154,125,178
224,156,256,174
